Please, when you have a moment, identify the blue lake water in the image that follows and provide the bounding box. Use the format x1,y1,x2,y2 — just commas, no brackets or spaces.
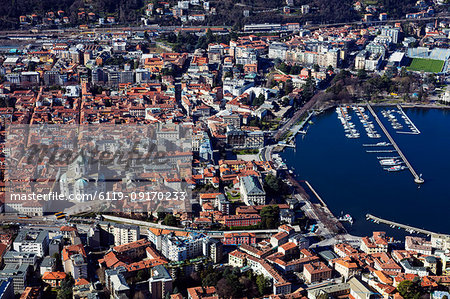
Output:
281,106,450,238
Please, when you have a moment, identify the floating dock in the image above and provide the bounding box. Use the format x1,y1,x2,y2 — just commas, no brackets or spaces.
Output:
366,104,424,184
366,150,396,153
397,104,421,134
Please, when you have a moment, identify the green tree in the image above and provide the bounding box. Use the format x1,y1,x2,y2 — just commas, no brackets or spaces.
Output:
57,273,74,299
397,280,424,299
256,274,270,296
284,79,294,95
205,28,214,44
290,65,302,75
264,174,280,193
301,77,316,102
157,211,167,220
216,278,236,298
252,94,265,106
162,214,179,226
357,69,367,80
260,205,279,229
161,68,174,77
278,62,289,74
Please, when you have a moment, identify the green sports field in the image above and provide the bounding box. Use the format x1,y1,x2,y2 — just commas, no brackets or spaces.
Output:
407,58,444,73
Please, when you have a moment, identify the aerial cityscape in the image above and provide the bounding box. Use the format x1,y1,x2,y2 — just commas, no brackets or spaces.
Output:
0,0,449,298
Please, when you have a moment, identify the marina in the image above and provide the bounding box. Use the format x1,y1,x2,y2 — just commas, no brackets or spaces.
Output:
366,104,424,183
281,106,449,236
380,105,421,135
381,109,404,131
336,106,360,139
397,104,421,134
354,106,381,138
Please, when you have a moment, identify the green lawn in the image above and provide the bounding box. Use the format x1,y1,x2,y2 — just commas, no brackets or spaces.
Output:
408,58,444,73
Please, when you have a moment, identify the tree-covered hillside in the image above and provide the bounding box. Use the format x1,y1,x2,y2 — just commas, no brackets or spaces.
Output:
0,0,421,30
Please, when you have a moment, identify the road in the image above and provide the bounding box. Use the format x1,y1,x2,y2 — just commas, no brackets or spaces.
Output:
0,24,233,36
260,144,274,162
274,92,321,141
102,214,286,238
303,14,450,30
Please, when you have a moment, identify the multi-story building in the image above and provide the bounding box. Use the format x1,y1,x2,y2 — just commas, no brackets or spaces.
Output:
203,238,223,263
223,214,262,227
5,200,46,217
400,259,428,277
405,236,432,255
222,233,256,245
303,262,332,284
355,50,368,70
97,222,140,246
160,232,209,262
149,265,173,299
240,175,266,206
334,243,359,258
107,270,130,299
3,251,38,270
0,263,30,293
269,43,289,60
380,26,401,44
42,271,67,287
113,239,150,261
62,244,88,280
333,258,360,280
431,234,450,251
246,255,292,295
229,250,248,268
13,230,48,257
360,232,388,254
39,256,56,275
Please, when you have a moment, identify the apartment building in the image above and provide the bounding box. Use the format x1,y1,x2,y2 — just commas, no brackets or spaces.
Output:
97,222,140,246
62,244,88,280
149,265,173,299
303,262,332,284
360,232,388,254
13,230,48,257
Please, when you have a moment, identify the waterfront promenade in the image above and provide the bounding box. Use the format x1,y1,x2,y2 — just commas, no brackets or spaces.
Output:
366,103,424,184
274,93,320,140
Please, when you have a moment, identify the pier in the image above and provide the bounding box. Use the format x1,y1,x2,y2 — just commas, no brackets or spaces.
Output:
304,180,328,208
290,177,346,236
397,104,421,134
366,214,447,237
366,104,424,184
